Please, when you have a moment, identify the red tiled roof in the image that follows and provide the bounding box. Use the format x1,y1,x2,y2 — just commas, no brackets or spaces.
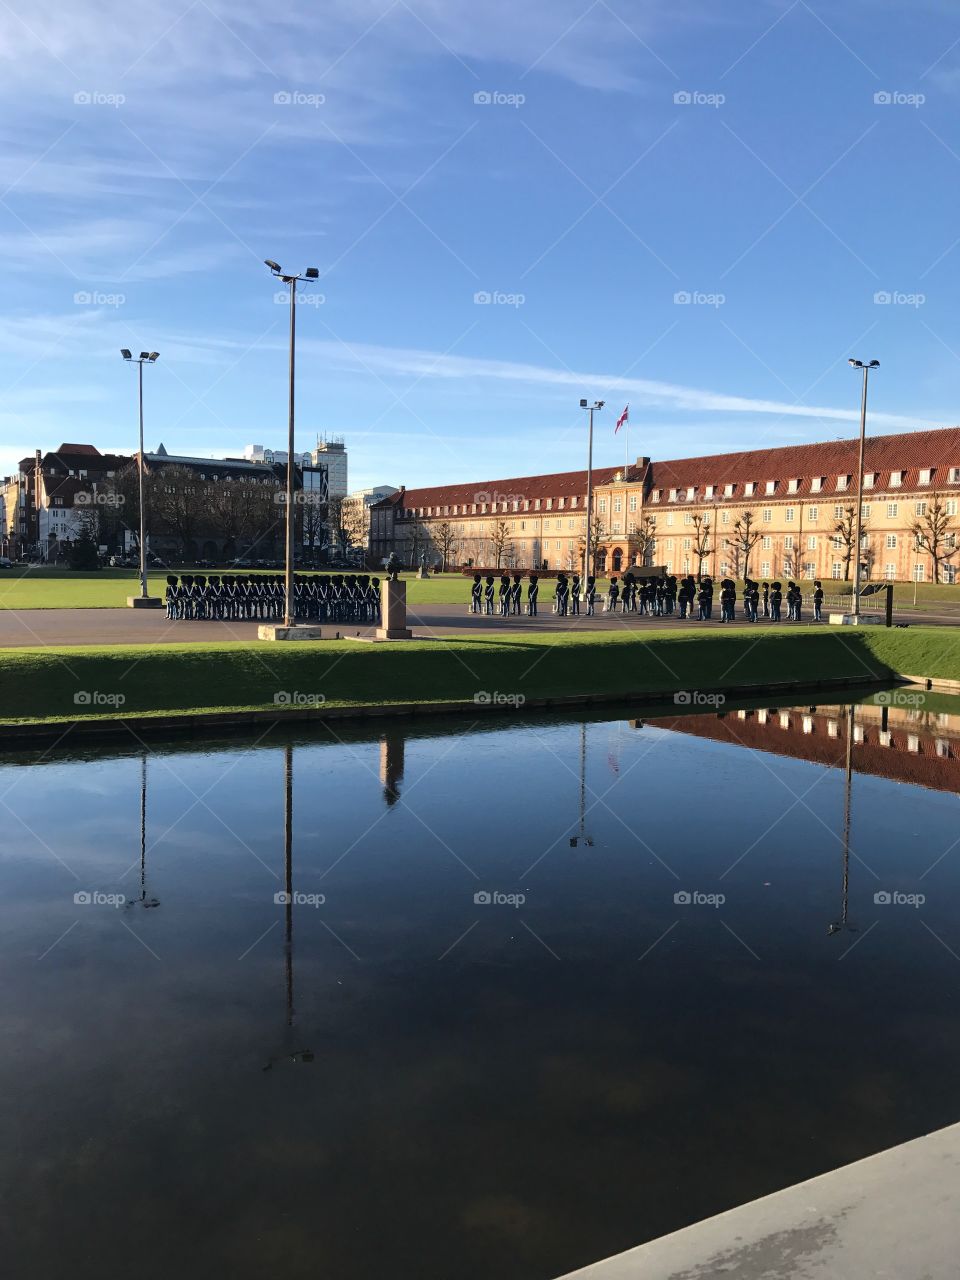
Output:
646,427,960,499
55,443,101,456
378,464,633,512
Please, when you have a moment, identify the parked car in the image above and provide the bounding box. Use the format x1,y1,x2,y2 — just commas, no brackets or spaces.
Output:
0,556,12,569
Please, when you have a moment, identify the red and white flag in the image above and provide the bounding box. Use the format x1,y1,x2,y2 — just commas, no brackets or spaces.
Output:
615,404,629,433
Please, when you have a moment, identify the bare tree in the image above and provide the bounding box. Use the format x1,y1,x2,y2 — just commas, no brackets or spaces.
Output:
833,504,863,581
434,520,457,571
727,510,761,581
209,476,279,559
578,514,606,575
106,461,156,553
691,513,712,580
911,492,957,583
490,519,513,569
151,466,208,560
631,515,657,567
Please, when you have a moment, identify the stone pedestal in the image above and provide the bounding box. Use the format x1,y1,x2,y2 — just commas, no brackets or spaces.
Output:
417,566,429,579
829,613,884,626
127,595,163,609
377,578,413,640
258,624,325,641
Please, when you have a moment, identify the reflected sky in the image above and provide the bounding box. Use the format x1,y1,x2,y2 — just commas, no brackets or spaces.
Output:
2,694,960,1279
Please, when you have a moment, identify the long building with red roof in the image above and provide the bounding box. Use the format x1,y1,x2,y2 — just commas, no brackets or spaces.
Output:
370,426,960,580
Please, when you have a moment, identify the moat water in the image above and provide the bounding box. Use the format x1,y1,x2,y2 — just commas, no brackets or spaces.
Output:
2,688,960,1279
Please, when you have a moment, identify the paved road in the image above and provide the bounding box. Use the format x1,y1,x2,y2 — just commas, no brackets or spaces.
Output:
0,602,955,648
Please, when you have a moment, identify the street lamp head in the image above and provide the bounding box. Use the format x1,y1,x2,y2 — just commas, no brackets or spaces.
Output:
579,399,588,408
304,267,319,279
120,348,132,360
148,352,159,361
596,400,605,409
848,358,862,368
139,351,149,360
868,359,880,368
264,259,281,273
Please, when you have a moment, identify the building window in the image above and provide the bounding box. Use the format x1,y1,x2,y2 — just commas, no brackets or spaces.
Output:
886,533,897,549
762,535,772,550
946,499,958,516
784,535,793,550
669,488,678,502
920,468,934,485
890,471,904,487
628,496,637,512
666,513,675,526
915,502,927,517
885,563,896,580
834,505,844,520
765,480,776,495
788,478,799,493
863,472,875,489
807,535,817,550
721,511,730,524
683,513,692,525
914,563,925,582
802,562,815,578
598,499,607,513
944,564,957,584
886,502,898,518
686,487,696,500
832,562,843,579
760,561,771,576
785,507,795,522
762,508,772,522
811,476,824,493
652,489,661,503
745,481,756,496
837,475,850,490
682,537,692,550
724,483,735,497
705,485,715,499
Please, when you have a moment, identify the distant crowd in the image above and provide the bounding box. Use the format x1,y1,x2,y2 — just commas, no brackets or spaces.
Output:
469,572,826,622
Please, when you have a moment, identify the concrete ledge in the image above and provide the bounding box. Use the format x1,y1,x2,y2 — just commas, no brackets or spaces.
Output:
829,612,885,625
257,624,325,641
0,673,896,748
554,1120,960,1280
900,673,960,694
126,596,163,609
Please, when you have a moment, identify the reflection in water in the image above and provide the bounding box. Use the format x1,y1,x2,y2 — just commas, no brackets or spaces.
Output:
3,691,960,1280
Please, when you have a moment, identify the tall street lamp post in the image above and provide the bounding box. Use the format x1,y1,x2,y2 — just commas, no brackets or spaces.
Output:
265,261,319,629
848,359,880,622
580,399,604,581
120,349,161,607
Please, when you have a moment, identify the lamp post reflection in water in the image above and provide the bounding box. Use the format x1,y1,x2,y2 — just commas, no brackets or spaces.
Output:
126,752,159,910
569,722,594,848
264,742,313,1071
828,703,858,937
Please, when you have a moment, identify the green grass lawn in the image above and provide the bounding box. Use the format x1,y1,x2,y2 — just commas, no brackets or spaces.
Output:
2,626,956,727
3,566,960,611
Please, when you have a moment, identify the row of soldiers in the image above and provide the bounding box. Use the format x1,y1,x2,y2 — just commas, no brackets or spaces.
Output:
468,572,826,622
164,573,382,623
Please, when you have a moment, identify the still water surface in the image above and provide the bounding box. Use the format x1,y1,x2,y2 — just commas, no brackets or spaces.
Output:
2,690,960,1279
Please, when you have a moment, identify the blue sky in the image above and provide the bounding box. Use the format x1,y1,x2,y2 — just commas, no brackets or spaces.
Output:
1,0,959,490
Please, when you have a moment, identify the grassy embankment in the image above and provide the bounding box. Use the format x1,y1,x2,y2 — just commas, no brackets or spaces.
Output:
1,626,958,727
2,567,960,611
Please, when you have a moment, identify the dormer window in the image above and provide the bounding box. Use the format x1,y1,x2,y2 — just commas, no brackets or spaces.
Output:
669,488,678,502
949,467,960,484
534,499,541,509
651,489,661,502
705,484,715,499
765,480,777,495
890,470,904,488
570,495,577,507
920,467,935,485
788,478,799,494
546,498,553,509
744,481,756,496
724,483,735,497
686,486,696,500
557,497,564,508
863,472,875,489
837,474,850,491
811,476,824,493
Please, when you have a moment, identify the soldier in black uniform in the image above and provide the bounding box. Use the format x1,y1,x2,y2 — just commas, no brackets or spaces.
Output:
585,576,597,616
770,581,783,622
761,580,770,618
484,575,495,615
813,580,824,622
165,575,178,620
606,576,620,613
510,573,523,615
570,573,581,615
527,574,539,616
470,573,483,614
499,574,511,616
